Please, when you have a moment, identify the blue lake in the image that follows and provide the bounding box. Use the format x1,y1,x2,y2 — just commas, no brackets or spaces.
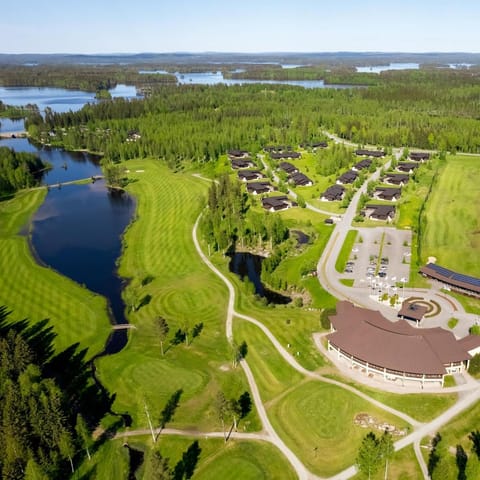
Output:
139,70,355,89
0,137,102,185
356,63,420,73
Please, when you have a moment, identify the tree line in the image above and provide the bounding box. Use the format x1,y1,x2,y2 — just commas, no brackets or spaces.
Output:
0,146,46,196
201,174,288,253
22,69,480,170
0,306,113,479
0,65,176,93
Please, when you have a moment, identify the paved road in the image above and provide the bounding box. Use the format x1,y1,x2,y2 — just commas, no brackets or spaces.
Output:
192,214,313,480
191,140,480,479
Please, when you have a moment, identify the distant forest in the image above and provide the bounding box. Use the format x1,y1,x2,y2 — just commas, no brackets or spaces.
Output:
16,67,480,165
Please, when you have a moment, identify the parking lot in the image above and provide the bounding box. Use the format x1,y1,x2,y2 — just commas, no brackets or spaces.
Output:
341,227,412,289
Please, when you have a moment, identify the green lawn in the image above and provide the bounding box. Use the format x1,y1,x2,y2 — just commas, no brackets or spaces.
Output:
419,399,480,480
335,229,358,273
352,445,422,480
421,155,480,277
345,381,457,423
268,380,409,477
76,438,130,480
0,189,111,355
234,319,410,477
96,160,259,431
446,289,480,315
106,435,297,480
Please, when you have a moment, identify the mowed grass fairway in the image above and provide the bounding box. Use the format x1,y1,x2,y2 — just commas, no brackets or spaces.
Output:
0,189,111,354
422,155,480,276
97,160,258,431
269,381,409,476
116,435,297,480
234,320,409,477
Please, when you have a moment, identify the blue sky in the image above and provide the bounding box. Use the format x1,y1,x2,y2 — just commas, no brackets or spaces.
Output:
2,0,479,53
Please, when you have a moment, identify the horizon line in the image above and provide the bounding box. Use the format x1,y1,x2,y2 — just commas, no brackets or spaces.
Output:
1,50,480,56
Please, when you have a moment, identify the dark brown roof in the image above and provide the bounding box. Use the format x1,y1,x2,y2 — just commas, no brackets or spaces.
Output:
385,173,410,185
270,151,301,160
327,301,471,376
322,184,345,201
355,149,385,158
366,204,396,220
375,187,401,200
262,195,290,210
410,152,430,161
458,335,480,353
246,181,273,193
354,159,372,170
228,149,249,158
231,158,254,169
397,301,428,322
289,172,312,186
337,170,358,184
237,170,263,181
419,264,480,295
279,162,297,174
397,162,420,172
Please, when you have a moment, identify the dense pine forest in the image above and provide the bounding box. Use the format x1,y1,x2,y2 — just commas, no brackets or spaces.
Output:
18,68,480,167
0,307,112,479
0,147,46,196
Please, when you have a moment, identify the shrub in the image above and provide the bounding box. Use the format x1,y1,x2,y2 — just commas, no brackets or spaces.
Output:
320,308,335,330
468,353,480,376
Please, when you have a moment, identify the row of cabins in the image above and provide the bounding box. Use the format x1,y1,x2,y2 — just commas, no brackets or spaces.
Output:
278,161,313,187
327,301,480,387
228,150,297,212
361,153,430,221
320,158,374,202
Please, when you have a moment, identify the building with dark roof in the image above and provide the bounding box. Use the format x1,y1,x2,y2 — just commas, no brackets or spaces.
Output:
397,162,420,173
337,170,358,185
353,159,372,171
289,172,313,186
397,301,429,326
262,195,294,212
279,162,298,174
270,151,302,160
231,158,255,169
327,301,472,386
228,149,250,158
237,170,264,182
246,181,275,195
409,152,430,162
365,204,396,222
374,187,402,201
420,263,480,297
384,173,410,186
355,149,385,158
321,184,345,201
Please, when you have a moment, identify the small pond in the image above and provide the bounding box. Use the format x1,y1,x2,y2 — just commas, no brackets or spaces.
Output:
229,252,291,304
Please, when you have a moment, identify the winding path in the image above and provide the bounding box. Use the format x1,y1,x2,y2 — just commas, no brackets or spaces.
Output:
190,140,480,479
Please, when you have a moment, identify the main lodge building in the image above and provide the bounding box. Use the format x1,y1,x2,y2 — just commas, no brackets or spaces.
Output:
326,301,480,387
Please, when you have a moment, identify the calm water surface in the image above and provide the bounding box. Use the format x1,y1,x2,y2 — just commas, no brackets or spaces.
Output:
356,63,420,73
229,252,291,304
0,137,101,184
139,70,355,89
32,179,135,352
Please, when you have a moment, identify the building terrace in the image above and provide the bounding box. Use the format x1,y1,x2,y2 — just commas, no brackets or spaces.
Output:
327,301,475,386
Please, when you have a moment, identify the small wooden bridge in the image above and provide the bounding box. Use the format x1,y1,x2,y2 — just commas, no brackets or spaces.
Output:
112,324,137,330
0,131,27,139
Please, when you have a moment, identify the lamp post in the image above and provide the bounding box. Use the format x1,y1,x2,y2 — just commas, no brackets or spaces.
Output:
400,277,406,301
